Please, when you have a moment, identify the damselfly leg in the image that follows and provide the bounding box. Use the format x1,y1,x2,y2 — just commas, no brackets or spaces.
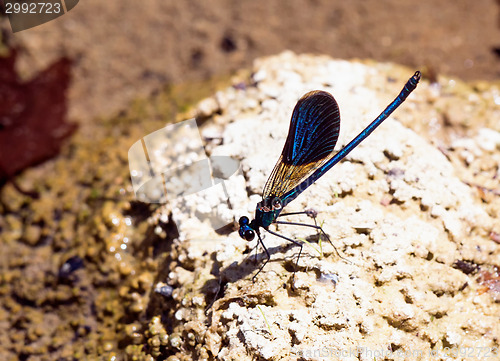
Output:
277,210,346,260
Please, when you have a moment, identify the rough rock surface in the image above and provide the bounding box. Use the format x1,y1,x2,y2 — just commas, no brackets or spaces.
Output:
158,52,500,360
1,51,498,360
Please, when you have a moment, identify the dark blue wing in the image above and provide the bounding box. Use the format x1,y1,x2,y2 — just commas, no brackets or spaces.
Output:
262,90,340,199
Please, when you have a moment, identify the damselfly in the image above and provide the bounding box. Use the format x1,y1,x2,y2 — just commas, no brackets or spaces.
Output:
238,71,421,283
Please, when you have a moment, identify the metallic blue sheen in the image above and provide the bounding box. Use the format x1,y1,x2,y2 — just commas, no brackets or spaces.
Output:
280,71,421,208
237,71,421,282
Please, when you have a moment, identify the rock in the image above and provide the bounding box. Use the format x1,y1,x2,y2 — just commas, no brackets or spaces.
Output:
158,52,499,360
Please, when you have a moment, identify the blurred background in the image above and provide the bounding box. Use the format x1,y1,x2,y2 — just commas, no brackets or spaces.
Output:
2,0,500,126
1,0,500,359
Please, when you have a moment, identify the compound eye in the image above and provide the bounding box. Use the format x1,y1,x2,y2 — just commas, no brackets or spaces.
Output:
272,197,282,209
239,216,249,226
244,229,255,241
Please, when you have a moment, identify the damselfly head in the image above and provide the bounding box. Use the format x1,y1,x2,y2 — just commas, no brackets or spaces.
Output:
239,216,249,227
238,216,255,241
